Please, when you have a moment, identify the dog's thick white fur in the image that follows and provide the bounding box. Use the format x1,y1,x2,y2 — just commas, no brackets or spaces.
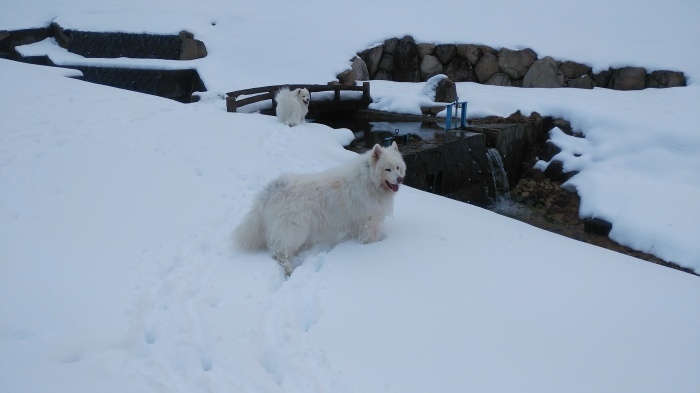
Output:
234,142,406,274
275,87,310,127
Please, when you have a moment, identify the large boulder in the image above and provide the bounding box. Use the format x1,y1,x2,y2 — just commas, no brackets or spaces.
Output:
498,48,537,80
435,44,457,65
475,52,499,83
456,44,482,65
646,70,686,88
567,75,594,89
480,45,498,55
337,69,356,85
523,56,565,88
609,67,646,90
445,57,476,82
374,70,393,81
485,73,512,86
351,56,370,81
358,44,384,78
383,37,398,55
435,78,457,103
394,36,421,82
416,43,435,59
420,55,444,81
593,69,612,88
559,61,591,79
378,53,394,72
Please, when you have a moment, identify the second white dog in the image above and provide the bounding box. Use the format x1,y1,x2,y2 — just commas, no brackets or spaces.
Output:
234,142,406,275
275,87,310,127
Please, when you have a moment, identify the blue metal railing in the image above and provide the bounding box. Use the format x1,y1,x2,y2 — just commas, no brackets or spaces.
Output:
445,99,468,130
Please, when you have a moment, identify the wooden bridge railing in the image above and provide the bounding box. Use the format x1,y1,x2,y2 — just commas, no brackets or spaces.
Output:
225,82,371,113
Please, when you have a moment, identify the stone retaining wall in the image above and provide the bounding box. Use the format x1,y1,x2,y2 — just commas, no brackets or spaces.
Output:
338,35,685,90
0,25,208,101
0,24,207,61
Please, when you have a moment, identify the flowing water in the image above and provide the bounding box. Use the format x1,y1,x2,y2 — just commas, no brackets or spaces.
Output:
485,148,510,202
485,148,526,216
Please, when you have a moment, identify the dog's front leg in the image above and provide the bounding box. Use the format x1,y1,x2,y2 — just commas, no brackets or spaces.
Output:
273,250,294,276
357,217,381,244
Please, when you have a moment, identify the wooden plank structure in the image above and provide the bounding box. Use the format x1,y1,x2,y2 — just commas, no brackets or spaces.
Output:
226,82,371,117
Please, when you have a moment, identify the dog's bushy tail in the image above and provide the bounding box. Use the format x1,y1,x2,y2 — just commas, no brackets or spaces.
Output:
233,204,266,250
275,86,291,101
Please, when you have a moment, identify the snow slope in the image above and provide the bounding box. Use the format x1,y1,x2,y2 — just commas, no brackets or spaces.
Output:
2,55,699,393
2,0,700,392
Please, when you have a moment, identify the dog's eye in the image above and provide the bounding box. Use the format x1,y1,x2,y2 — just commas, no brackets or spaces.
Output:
385,168,391,172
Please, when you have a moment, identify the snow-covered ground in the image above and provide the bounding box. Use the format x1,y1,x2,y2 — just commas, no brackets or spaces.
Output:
1,1,699,392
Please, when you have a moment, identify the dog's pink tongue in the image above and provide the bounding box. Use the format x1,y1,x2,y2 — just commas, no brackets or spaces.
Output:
390,183,399,192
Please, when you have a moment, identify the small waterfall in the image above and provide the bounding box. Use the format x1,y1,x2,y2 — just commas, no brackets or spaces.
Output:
485,148,511,204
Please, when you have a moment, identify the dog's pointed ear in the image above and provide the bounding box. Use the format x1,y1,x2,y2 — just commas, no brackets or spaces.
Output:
390,141,399,151
296,89,303,96
371,144,382,164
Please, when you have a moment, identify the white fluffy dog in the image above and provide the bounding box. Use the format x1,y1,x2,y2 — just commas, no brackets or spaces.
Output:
275,87,310,127
234,142,406,275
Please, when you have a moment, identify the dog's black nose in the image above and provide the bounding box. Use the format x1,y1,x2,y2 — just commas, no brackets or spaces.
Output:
397,176,404,183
